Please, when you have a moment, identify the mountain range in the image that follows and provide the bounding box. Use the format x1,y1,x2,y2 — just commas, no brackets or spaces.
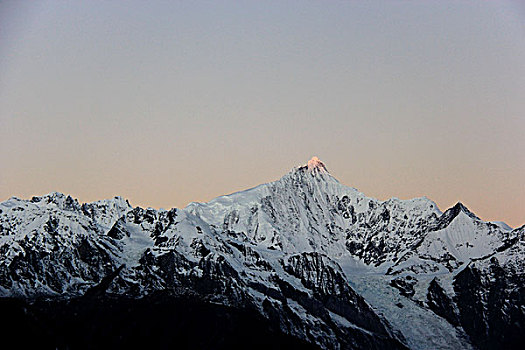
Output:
1,157,523,349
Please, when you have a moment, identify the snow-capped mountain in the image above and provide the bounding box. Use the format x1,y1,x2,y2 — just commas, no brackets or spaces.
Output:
0,157,523,349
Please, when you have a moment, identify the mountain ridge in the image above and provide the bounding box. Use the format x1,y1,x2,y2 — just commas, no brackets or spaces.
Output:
0,157,522,349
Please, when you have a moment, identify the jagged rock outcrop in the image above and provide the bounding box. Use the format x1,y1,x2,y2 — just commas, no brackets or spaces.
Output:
0,157,522,349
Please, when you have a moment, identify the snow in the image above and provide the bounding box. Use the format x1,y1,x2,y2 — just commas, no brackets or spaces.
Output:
0,157,520,350
118,226,155,268
490,221,513,231
347,274,473,350
306,156,328,172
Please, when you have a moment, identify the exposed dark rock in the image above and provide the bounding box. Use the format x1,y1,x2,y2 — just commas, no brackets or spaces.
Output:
84,264,125,298
282,252,407,348
1,162,522,349
426,278,460,326
430,202,480,231
454,261,525,350
390,276,417,298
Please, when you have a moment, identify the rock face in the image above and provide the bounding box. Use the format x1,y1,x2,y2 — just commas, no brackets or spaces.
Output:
0,157,523,349
452,232,525,350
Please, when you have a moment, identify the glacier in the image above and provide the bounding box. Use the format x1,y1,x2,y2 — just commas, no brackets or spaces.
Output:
0,157,523,349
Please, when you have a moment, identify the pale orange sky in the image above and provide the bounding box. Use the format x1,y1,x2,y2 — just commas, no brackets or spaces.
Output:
1,1,524,227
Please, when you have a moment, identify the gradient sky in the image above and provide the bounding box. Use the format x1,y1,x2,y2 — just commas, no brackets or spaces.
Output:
1,1,524,227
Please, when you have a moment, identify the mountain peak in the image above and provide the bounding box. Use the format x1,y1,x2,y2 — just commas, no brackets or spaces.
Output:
432,201,480,230
451,202,479,220
306,156,328,173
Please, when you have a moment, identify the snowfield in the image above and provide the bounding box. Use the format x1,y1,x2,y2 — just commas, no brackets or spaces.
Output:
1,157,523,349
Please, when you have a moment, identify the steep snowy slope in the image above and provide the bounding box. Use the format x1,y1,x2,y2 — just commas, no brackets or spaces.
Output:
389,203,518,276
0,157,522,349
427,225,525,350
0,193,131,296
186,158,441,267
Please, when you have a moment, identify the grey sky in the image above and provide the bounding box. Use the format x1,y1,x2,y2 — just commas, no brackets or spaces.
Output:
1,1,524,226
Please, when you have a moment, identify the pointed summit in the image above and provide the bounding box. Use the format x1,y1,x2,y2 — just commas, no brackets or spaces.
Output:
306,156,328,173
290,156,333,180
450,202,479,220
432,201,480,230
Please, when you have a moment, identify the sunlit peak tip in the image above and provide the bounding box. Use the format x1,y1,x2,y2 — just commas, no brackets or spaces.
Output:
306,156,328,172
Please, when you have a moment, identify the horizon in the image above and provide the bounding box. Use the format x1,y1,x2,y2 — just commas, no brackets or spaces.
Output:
2,155,521,229
1,1,524,227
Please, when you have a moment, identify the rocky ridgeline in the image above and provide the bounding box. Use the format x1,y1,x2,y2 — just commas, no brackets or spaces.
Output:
0,158,523,349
